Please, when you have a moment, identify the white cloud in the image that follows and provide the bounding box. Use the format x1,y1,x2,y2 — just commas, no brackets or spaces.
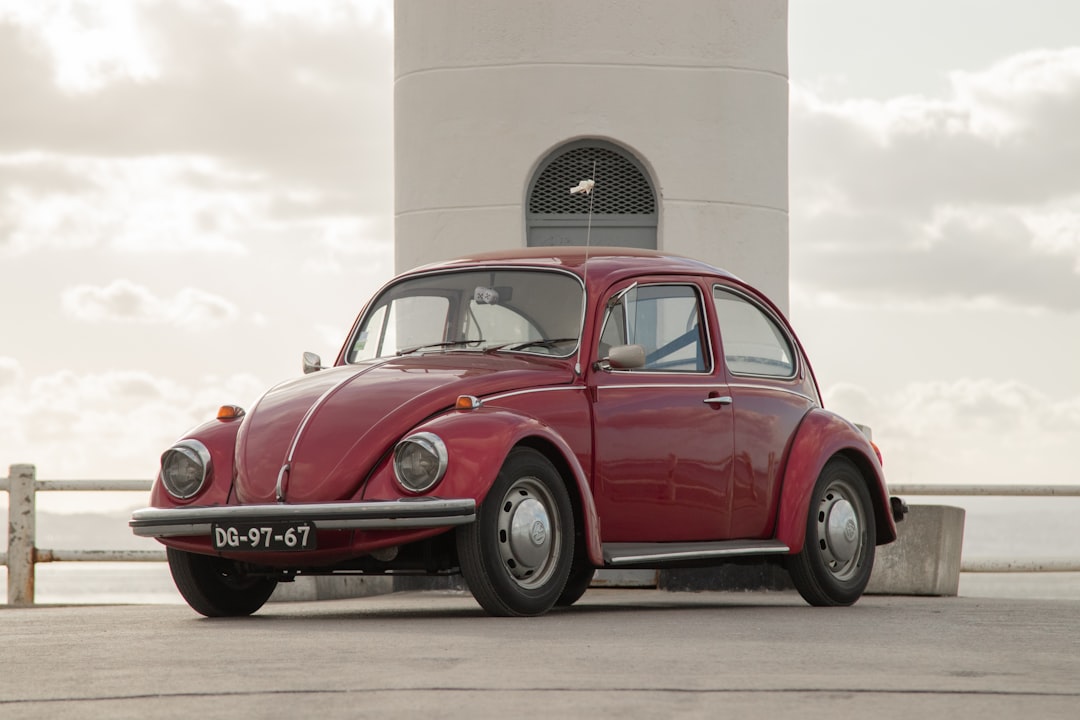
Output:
211,0,393,33
0,0,160,94
0,367,265,480
0,153,259,255
791,47,1080,313
949,47,1080,136
299,217,394,274
62,279,238,329
823,379,1080,486
0,0,392,95
0,356,22,387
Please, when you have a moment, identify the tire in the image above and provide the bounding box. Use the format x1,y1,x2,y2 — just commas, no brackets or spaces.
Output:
555,561,595,607
787,457,876,607
457,448,574,617
167,547,278,617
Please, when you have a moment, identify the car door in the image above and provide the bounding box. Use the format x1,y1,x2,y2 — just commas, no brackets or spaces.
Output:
713,284,819,539
590,279,735,542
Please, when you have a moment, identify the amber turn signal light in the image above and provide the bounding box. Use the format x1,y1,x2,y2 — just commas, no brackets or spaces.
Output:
455,395,482,410
217,405,246,421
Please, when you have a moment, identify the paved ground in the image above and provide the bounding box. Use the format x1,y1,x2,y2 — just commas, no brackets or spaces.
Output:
1,589,1077,719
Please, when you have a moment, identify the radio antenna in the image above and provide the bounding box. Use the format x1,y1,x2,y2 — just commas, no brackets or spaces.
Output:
569,161,597,375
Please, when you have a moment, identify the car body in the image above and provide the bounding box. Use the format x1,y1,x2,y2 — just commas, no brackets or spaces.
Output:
131,247,902,617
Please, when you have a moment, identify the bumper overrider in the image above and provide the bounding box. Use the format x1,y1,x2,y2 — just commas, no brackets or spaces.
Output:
129,497,477,538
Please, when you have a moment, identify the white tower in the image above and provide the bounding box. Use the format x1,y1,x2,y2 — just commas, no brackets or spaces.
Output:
394,0,789,310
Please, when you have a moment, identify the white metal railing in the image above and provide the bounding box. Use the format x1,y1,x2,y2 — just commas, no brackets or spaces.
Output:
2,464,163,606
3,465,1079,606
889,483,1080,573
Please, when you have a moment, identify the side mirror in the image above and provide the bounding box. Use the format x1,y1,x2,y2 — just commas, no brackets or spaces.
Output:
302,351,323,374
606,344,646,370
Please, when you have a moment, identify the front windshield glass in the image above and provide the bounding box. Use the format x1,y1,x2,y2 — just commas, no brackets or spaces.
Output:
347,268,584,361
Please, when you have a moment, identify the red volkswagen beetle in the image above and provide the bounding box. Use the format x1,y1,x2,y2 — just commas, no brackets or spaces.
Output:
131,248,902,617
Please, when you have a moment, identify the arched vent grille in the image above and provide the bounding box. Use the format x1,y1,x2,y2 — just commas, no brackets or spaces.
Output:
529,146,656,215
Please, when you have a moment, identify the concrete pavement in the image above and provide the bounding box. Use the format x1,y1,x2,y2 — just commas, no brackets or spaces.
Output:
1,589,1077,719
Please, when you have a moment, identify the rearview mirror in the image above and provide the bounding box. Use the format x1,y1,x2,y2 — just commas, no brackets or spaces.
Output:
302,351,323,374
606,344,646,370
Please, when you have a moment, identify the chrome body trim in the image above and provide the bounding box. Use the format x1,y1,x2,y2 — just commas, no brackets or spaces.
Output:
596,383,727,392
485,385,583,403
727,383,819,406
603,539,789,565
130,498,476,538
285,367,370,464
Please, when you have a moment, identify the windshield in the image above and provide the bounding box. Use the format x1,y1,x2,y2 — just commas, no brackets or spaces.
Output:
346,268,584,362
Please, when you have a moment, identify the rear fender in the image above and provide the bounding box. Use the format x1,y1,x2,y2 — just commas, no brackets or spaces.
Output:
365,407,603,567
774,409,896,553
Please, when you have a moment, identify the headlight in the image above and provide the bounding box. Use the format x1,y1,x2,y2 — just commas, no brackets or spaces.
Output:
160,440,211,500
393,432,448,493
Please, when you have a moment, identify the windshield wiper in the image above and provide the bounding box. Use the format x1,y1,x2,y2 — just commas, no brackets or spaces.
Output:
484,337,578,353
396,340,483,356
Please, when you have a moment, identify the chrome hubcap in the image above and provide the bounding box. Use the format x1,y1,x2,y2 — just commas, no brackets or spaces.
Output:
816,484,864,580
496,477,560,588
825,498,858,564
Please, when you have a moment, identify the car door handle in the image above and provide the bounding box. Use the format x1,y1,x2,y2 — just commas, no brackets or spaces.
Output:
703,395,733,406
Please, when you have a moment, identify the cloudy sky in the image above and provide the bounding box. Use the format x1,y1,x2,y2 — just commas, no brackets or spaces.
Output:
1,0,1078,515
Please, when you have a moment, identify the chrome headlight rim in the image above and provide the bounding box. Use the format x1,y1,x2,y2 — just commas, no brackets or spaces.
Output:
160,439,212,500
393,432,449,494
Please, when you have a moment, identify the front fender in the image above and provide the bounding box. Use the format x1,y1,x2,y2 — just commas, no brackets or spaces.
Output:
362,406,603,567
149,417,241,509
774,409,896,553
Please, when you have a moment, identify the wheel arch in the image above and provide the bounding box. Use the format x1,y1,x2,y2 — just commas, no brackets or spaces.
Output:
515,435,603,568
835,448,895,552
405,409,604,567
774,409,896,553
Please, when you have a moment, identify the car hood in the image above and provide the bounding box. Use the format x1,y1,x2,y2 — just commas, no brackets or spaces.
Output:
233,355,573,504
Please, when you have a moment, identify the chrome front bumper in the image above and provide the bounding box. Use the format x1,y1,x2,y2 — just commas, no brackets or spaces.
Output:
130,498,477,538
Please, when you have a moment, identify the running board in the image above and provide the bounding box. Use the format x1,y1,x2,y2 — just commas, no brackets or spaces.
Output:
603,540,790,567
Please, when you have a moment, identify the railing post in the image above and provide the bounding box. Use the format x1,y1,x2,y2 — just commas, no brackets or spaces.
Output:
7,464,36,606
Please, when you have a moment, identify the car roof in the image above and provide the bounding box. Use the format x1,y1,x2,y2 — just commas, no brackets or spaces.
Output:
405,246,742,290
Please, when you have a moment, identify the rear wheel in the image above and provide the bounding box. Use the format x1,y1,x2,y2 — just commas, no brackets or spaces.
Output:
787,457,876,607
457,448,574,616
167,547,278,617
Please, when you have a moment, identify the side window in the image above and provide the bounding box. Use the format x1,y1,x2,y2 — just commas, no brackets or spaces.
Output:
713,287,795,377
600,284,708,372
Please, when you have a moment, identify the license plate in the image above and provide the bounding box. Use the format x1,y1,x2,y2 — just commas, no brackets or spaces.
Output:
212,522,316,552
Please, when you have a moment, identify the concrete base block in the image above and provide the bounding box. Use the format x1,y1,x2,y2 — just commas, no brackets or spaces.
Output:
269,575,395,602
867,504,966,597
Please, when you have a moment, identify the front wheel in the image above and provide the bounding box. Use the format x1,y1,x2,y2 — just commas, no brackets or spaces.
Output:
167,547,278,617
555,562,595,607
457,448,574,616
787,457,876,607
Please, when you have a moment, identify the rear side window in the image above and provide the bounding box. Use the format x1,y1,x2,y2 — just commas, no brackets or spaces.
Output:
713,287,795,377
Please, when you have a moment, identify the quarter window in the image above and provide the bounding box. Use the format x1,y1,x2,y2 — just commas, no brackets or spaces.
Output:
713,288,795,377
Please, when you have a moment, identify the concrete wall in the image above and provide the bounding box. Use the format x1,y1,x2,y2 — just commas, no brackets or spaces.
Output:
394,0,790,310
